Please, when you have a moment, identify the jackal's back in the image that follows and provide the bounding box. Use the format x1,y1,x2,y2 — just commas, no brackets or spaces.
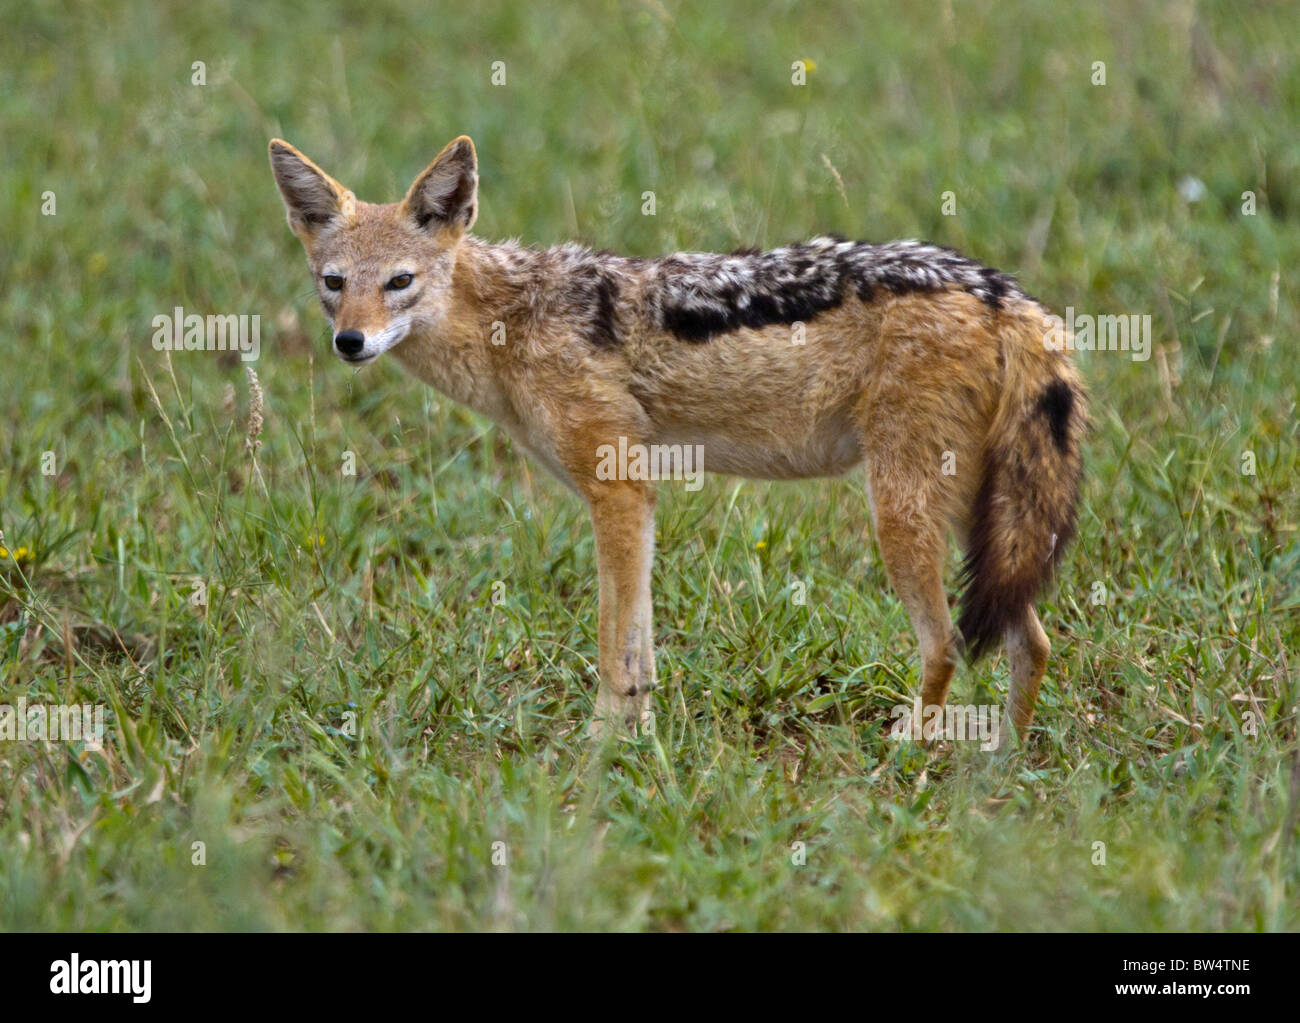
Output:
641,235,1025,344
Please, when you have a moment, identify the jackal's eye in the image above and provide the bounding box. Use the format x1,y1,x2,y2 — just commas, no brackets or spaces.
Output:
386,273,414,291
323,274,344,291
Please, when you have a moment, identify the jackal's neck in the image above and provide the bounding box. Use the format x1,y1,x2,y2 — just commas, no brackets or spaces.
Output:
450,234,644,354
448,235,540,317
451,234,625,311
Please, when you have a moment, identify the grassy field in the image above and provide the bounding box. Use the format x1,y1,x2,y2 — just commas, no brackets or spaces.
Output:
1,0,1297,931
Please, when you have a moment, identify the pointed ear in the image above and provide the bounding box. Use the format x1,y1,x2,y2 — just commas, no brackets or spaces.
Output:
402,136,478,236
268,139,354,240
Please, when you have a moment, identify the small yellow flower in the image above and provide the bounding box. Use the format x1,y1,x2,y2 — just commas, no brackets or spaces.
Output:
755,541,768,550
801,59,817,73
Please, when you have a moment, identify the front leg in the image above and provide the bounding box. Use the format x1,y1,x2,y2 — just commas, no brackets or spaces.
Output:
584,478,658,735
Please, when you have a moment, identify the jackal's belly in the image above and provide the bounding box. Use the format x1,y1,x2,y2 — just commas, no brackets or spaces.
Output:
651,407,865,481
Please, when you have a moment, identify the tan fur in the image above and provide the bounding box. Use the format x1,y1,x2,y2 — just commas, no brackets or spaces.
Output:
269,135,1087,745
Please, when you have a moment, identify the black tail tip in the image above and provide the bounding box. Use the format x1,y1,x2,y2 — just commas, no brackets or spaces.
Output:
956,587,1023,663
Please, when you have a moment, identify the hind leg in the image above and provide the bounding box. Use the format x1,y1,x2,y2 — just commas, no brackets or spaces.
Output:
872,496,957,741
1004,606,1049,740
858,296,998,743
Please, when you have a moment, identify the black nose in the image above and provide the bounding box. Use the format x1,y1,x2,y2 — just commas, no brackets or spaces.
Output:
334,330,365,357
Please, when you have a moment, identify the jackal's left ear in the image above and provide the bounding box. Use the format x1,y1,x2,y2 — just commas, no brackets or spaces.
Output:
268,139,355,241
402,136,478,236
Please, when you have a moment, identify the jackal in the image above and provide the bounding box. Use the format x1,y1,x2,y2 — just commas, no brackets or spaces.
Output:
269,135,1087,745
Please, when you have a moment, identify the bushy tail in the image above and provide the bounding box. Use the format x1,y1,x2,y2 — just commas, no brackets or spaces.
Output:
958,307,1087,661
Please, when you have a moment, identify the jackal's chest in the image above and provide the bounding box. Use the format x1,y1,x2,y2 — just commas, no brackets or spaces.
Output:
392,337,502,417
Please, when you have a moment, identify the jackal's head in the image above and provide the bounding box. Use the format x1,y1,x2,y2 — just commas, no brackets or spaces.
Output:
268,136,478,366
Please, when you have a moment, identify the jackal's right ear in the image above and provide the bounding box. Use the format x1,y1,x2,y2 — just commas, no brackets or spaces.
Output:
402,136,478,237
268,139,354,240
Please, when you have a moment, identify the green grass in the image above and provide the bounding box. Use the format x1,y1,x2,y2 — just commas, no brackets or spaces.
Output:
1,0,1297,931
